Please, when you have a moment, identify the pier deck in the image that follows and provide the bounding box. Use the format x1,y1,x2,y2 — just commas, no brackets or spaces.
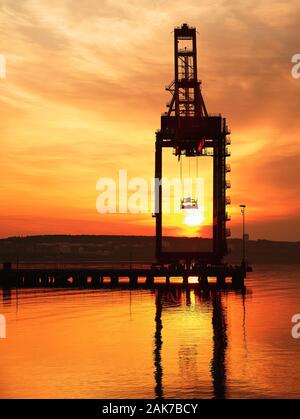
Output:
0,263,247,289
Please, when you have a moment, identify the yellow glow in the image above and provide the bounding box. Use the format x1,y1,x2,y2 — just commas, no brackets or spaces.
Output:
188,276,199,285
183,210,205,227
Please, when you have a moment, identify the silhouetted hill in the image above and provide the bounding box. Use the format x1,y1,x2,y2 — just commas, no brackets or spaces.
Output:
0,235,299,264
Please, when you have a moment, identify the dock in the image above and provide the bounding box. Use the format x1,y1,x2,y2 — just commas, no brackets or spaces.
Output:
0,262,248,289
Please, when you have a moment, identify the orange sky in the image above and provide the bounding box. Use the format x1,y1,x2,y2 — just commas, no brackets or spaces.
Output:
0,0,300,240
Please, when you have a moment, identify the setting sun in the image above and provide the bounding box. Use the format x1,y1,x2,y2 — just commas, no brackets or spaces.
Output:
183,210,205,227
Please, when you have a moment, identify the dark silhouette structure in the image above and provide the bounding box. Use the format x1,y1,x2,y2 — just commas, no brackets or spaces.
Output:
154,24,231,266
0,26,249,288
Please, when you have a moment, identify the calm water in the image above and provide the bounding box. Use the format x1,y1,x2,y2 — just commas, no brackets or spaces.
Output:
0,265,300,399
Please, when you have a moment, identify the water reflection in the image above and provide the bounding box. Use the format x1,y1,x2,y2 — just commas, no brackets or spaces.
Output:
2,267,300,398
210,290,227,399
154,291,163,398
153,287,245,399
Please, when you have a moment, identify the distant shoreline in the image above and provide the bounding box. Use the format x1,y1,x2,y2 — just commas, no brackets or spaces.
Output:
1,235,299,264
1,234,299,242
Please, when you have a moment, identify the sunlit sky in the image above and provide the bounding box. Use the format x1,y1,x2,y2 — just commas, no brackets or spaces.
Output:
1,0,300,240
